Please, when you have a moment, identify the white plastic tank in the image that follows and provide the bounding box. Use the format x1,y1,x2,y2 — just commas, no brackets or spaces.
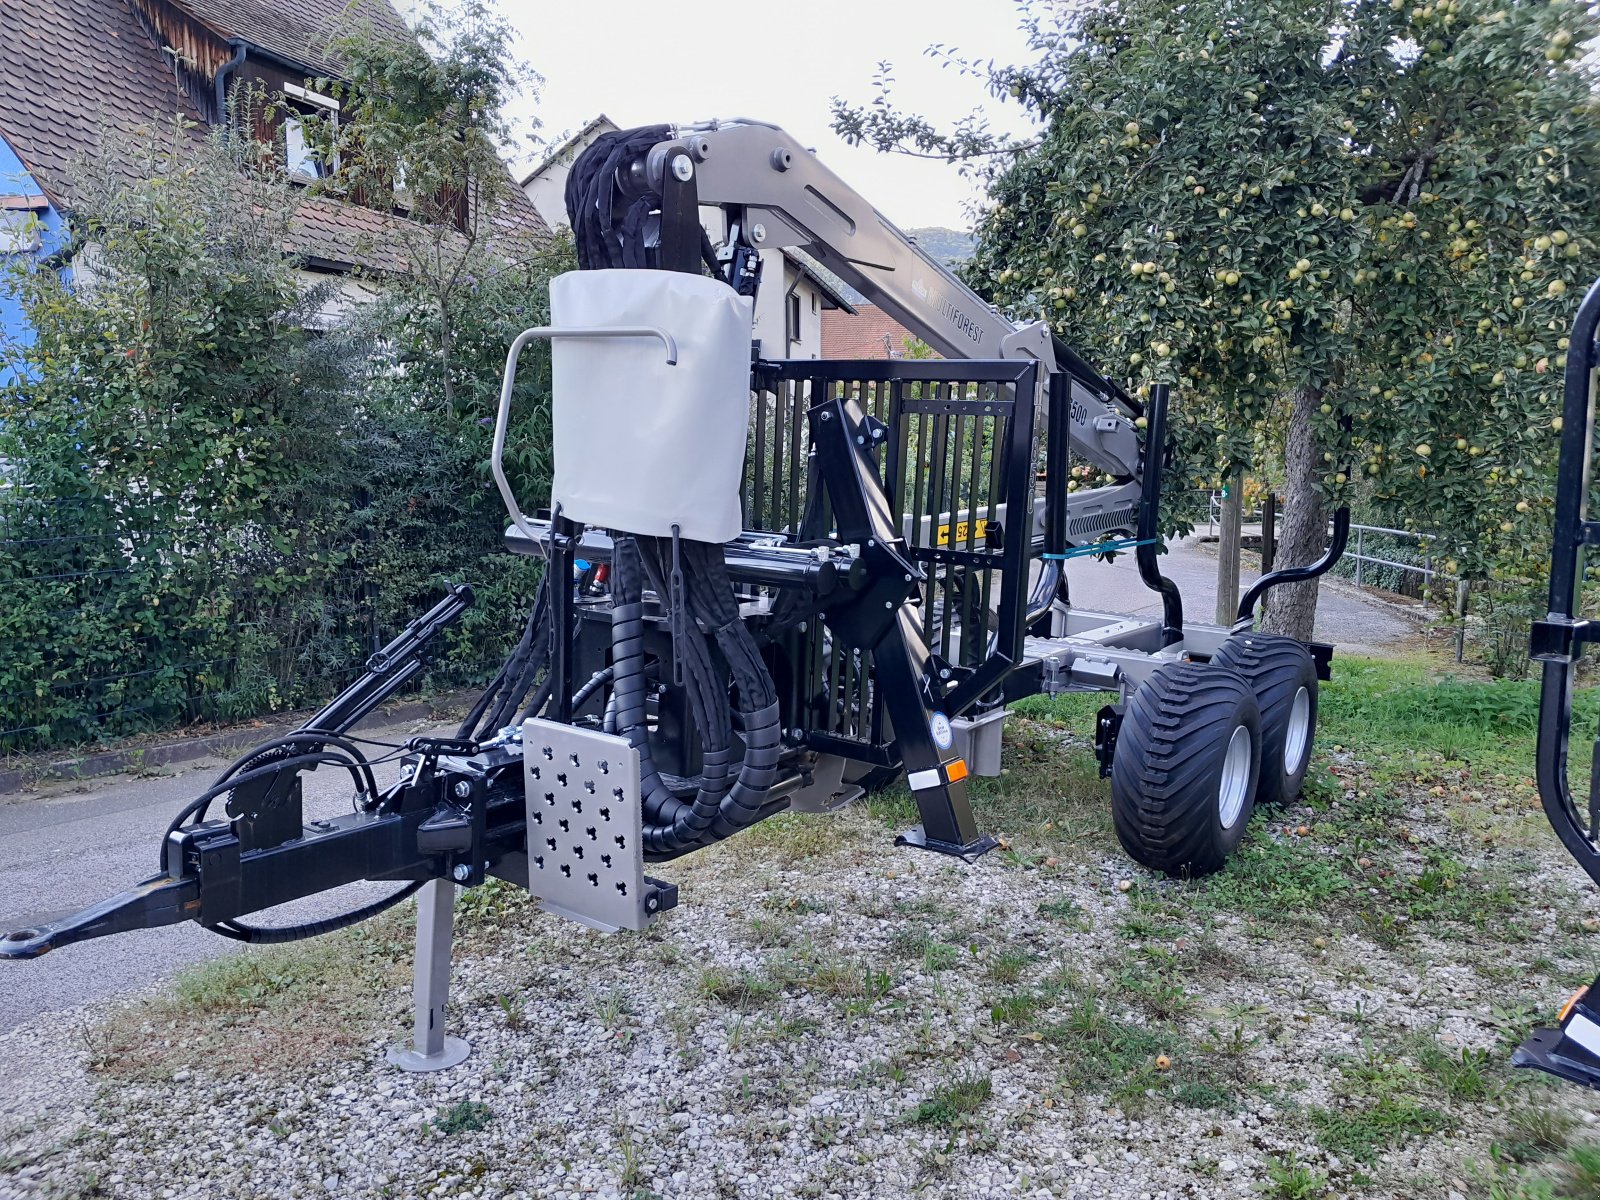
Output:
549,269,755,545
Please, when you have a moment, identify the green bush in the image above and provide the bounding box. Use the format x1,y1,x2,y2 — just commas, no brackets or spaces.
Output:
0,123,568,751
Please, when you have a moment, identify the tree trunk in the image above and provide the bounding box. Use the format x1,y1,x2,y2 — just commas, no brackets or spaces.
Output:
1215,469,1243,626
1261,383,1326,642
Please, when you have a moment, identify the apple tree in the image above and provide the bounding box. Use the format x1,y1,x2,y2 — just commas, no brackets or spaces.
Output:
835,0,1600,653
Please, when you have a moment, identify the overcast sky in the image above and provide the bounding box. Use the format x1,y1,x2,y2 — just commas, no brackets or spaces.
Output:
492,0,1042,231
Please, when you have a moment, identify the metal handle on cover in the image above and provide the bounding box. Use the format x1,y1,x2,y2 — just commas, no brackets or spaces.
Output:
491,325,679,552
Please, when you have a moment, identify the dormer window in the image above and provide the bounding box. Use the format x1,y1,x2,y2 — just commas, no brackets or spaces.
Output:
282,83,339,180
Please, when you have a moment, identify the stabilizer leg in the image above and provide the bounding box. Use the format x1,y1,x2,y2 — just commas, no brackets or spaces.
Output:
874,607,996,861
386,878,470,1072
1514,975,1600,1091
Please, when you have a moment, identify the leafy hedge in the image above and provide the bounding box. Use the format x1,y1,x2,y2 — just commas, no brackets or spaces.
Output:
0,129,566,752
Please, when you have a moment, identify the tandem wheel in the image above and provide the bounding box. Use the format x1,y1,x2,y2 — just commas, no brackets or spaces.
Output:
1111,661,1263,877
1209,633,1319,807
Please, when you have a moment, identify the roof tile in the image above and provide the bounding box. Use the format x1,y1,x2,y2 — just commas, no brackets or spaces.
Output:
821,304,932,360
0,0,550,271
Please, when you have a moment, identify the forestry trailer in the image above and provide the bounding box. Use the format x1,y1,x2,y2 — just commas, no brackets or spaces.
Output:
1,122,1348,1066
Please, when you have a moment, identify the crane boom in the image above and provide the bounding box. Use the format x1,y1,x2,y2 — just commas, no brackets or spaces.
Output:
653,120,1143,481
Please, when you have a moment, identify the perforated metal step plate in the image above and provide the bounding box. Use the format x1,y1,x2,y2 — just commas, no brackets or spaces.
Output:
522,720,650,932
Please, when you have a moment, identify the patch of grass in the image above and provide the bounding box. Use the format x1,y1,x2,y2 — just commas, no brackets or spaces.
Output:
1560,1145,1600,1199
1319,658,1599,767
909,1070,992,1129
697,967,777,1010
988,966,1077,1027
92,912,411,1080
1264,1154,1330,1199
1502,1102,1576,1162
1411,1038,1495,1101
455,876,536,933
922,942,959,972
1113,946,1194,1020
759,893,832,916
987,949,1033,984
1038,895,1090,927
766,1014,821,1042
745,916,796,947
1120,911,1182,940
722,810,850,862
990,990,1047,1027
1171,1080,1237,1111
800,955,896,1012
435,1100,493,1136
1196,828,1355,922
1310,1095,1454,1164
495,992,526,1030
1043,988,1169,1094
888,924,935,958
1305,1041,1459,1163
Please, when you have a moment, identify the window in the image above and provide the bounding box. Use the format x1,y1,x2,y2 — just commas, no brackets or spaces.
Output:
282,83,339,180
786,292,802,346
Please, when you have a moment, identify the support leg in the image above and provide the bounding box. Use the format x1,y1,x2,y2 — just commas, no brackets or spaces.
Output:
386,878,470,1072
875,607,996,861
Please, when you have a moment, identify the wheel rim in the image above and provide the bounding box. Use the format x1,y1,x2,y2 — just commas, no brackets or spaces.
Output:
1283,686,1311,777
1218,724,1252,829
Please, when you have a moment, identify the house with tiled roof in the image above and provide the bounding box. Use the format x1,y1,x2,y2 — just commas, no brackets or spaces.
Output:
0,0,550,342
820,303,933,361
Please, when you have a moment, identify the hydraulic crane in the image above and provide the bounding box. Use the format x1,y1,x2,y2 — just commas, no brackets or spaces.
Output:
1,125,1348,1065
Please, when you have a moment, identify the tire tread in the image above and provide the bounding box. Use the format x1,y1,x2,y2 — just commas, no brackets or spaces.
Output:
1111,662,1261,876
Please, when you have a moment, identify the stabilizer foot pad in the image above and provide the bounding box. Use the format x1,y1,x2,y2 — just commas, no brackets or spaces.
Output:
386,1036,470,1074
1513,979,1600,1092
1514,1026,1600,1092
895,824,998,863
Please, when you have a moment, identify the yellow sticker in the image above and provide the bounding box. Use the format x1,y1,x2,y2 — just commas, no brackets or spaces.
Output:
934,517,987,547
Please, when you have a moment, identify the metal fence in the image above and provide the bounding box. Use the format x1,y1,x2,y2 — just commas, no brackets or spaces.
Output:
1203,491,1476,659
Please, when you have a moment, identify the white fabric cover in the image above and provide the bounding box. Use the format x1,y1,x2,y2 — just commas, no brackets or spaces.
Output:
549,269,754,544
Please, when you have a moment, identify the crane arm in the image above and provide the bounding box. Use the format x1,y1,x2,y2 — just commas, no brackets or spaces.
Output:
653,119,1142,479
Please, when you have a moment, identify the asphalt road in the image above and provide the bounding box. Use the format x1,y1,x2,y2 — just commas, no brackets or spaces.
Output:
0,547,1414,1033
0,721,445,1034
1063,535,1419,656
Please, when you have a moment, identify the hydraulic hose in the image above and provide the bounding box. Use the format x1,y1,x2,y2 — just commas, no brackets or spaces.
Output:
609,537,782,853
562,128,784,852
207,880,424,944
610,538,730,852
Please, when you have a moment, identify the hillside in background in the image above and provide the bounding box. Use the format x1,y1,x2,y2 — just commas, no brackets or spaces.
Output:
905,226,975,267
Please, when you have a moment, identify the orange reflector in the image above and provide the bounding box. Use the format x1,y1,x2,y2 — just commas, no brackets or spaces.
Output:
1561,985,1590,1023
945,758,969,783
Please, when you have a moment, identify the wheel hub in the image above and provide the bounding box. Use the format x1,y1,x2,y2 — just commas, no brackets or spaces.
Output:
1284,686,1311,776
1218,724,1252,830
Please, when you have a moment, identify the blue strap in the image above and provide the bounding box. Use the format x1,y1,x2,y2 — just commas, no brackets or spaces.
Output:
1043,538,1157,561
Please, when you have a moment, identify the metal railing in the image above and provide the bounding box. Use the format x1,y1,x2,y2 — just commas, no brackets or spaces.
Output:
1205,492,1470,659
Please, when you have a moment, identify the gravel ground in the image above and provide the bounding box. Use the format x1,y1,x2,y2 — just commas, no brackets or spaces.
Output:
6,741,1600,1200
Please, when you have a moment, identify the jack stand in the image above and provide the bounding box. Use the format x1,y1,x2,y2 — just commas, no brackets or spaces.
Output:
386,878,470,1072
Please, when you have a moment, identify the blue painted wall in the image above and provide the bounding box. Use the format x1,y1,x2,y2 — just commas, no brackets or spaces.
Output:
0,135,68,376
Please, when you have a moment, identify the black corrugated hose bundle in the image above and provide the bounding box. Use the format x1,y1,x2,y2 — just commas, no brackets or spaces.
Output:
564,127,784,853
